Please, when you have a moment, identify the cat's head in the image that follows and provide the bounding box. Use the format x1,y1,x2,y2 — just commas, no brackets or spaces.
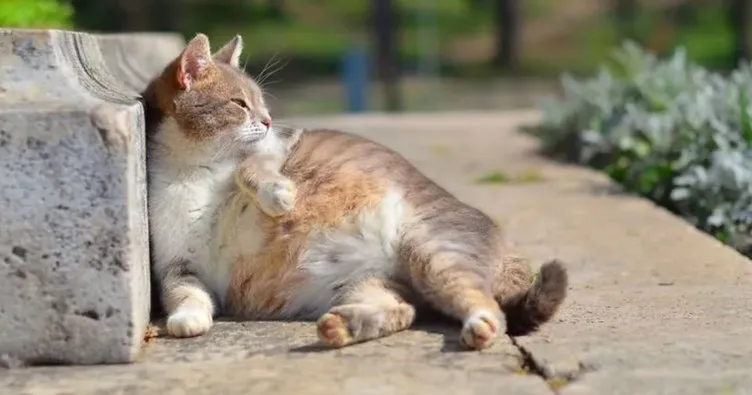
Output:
149,33,271,153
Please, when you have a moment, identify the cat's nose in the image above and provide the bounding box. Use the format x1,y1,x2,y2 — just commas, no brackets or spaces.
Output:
261,118,272,129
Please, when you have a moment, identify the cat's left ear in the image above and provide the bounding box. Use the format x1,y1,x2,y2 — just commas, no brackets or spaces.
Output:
213,35,243,68
177,33,213,91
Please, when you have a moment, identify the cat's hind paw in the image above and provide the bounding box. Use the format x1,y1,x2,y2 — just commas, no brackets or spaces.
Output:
166,307,212,338
257,179,296,217
460,310,500,350
316,313,353,348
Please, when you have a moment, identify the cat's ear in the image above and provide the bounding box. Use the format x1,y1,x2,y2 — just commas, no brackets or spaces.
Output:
213,35,243,68
176,33,213,91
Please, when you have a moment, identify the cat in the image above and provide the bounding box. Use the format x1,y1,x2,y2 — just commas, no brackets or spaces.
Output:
143,33,568,350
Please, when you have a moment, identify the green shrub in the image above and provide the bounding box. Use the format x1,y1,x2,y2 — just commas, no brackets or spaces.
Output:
0,0,73,28
535,42,752,256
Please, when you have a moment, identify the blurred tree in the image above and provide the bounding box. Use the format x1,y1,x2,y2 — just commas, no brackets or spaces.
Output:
614,0,638,41
492,0,519,70
268,0,287,20
0,0,73,28
370,0,402,112
150,0,178,32
71,0,134,31
729,0,751,63
118,0,151,31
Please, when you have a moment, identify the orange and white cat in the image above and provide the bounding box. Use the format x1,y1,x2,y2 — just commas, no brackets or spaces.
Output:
144,33,567,350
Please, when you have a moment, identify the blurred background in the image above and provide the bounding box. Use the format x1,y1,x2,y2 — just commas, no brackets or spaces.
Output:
2,0,752,117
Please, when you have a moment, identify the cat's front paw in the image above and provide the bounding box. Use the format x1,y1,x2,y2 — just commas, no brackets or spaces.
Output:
257,179,296,217
166,307,212,338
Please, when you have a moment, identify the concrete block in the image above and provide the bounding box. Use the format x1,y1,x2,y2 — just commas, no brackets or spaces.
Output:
97,33,185,92
0,29,183,366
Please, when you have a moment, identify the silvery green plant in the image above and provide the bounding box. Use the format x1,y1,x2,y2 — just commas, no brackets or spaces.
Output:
536,42,752,256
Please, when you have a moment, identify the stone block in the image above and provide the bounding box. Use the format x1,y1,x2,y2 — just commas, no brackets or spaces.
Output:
0,29,183,366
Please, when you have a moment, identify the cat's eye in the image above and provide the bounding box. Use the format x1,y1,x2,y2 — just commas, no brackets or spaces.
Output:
231,98,250,110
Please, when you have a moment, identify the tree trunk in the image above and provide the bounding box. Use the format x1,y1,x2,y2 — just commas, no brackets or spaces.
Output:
730,0,751,64
371,0,402,112
492,0,520,70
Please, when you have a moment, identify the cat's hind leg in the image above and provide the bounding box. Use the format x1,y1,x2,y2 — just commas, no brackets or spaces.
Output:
408,251,504,350
316,278,415,348
159,260,216,338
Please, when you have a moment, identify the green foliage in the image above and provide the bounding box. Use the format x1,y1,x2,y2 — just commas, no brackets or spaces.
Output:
475,170,544,185
0,0,73,28
476,171,510,184
535,42,752,257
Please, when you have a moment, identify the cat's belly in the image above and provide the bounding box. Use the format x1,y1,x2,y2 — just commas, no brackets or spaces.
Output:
149,170,239,307
214,191,268,306
283,189,409,318
149,183,218,270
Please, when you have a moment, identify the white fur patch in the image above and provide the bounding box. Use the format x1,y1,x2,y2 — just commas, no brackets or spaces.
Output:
149,118,267,309
255,178,296,217
285,188,408,318
253,126,286,154
460,309,501,349
166,306,213,338
237,119,268,143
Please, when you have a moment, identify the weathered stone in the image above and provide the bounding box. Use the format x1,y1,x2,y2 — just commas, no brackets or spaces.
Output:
1,321,552,395
0,29,183,366
97,33,185,92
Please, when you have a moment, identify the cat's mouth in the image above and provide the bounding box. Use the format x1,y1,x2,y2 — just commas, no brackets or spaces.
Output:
235,122,269,143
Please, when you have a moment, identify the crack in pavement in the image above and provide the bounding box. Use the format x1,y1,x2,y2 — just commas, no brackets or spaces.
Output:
511,337,595,394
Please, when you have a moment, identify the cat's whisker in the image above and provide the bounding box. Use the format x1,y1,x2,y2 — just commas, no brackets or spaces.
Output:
212,137,236,161
256,53,281,84
260,62,288,86
258,79,283,89
256,57,288,87
242,54,252,73
263,91,280,102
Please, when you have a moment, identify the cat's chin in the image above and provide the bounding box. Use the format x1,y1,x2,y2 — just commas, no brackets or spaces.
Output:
235,124,269,143
231,135,266,149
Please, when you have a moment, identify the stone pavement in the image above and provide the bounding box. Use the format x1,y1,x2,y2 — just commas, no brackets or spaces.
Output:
3,111,751,394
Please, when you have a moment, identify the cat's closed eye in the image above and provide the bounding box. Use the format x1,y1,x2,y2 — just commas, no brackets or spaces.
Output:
231,98,250,110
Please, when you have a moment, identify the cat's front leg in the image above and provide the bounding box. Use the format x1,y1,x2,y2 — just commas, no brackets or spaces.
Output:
235,155,297,217
255,178,296,217
159,259,215,337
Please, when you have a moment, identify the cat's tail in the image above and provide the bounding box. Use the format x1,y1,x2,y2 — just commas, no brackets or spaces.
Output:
500,259,568,336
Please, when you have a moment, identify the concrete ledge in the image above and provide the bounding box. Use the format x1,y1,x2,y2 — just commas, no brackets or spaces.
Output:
0,29,183,366
97,33,185,92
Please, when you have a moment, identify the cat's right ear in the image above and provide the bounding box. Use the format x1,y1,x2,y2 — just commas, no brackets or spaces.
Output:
176,33,213,91
213,35,243,68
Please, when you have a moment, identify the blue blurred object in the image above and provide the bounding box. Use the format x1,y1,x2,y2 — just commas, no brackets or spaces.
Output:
341,48,368,113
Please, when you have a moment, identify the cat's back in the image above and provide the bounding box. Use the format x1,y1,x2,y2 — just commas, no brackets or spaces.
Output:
281,127,500,256
286,128,400,173
282,128,471,222
284,128,439,193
